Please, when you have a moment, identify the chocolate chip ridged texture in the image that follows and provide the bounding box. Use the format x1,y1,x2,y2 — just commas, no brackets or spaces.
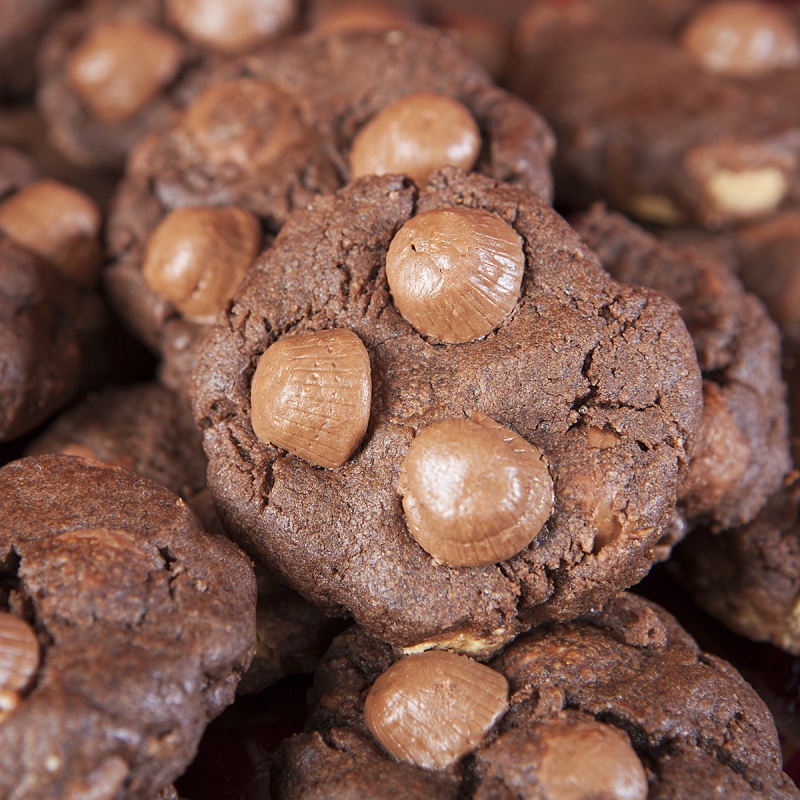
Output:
0,454,257,798
0,236,85,442
193,169,702,655
572,205,790,532
272,594,798,799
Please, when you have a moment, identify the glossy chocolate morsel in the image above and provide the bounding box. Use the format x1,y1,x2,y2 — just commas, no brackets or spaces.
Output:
65,19,184,124
0,179,102,288
179,79,304,171
385,207,524,344
314,2,410,34
680,0,800,77
0,612,39,694
364,650,508,771
350,92,480,187
142,206,262,324
398,414,553,567
250,329,372,469
166,0,296,54
535,718,648,800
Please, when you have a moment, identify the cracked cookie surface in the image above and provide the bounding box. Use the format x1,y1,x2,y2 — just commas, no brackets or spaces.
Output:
573,205,790,532
272,594,797,799
193,169,702,654
0,454,256,799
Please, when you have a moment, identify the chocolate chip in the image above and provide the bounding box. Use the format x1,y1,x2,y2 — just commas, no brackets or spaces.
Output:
0,612,39,695
398,413,553,567
314,2,409,34
250,329,372,469
364,650,508,770
0,179,103,288
179,79,304,170
166,0,296,55
536,719,648,800
680,0,800,77
142,206,262,323
66,20,184,123
350,92,480,186
386,207,524,344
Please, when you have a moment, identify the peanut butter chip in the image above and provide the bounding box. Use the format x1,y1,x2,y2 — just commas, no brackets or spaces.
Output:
398,413,553,567
0,179,102,287
166,0,296,54
364,650,509,771
680,0,800,77
537,719,648,800
315,3,409,34
142,206,262,323
386,207,525,344
0,613,39,694
250,329,372,469
350,92,481,186
66,20,184,123
180,79,304,169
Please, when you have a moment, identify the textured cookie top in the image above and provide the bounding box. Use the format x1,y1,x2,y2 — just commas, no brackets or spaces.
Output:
573,205,790,532
0,454,256,798
273,594,796,799
194,169,702,654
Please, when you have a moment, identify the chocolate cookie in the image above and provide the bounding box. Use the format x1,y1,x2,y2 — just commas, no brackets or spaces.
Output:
37,0,300,169
0,454,257,798
272,593,797,799
193,168,702,656
572,205,790,531
513,0,800,228
105,23,555,395
0,234,100,442
25,382,333,693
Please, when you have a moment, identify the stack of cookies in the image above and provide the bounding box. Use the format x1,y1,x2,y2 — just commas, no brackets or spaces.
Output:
1,0,800,797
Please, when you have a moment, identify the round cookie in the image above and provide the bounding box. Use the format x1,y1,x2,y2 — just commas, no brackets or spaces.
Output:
193,168,702,656
105,23,555,395
272,593,798,799
0,454,257,798
572,204,790,532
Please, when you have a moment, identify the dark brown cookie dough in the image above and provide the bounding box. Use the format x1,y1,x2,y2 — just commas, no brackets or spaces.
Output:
0,454,257,798
272,593,798,799
0,235,97,442
572,204,790,531
0,0,71,100
26,382,210,519
193,168,702,655
512,0,800,228
104,23,554,394
670,480,800,656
